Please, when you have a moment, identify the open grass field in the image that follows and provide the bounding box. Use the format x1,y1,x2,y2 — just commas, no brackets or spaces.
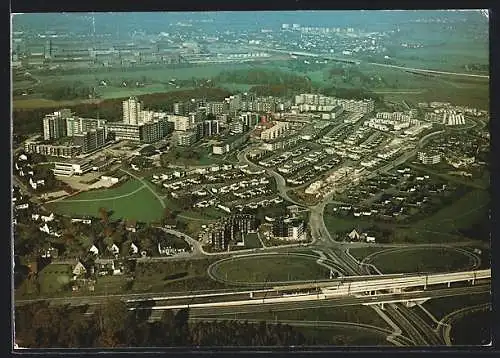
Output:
422,292,491,321
133,258,226,293
297,325,391,346
37,264,73,294
348,247,388,261
325,188,489,244
224,304,389,330
32,64,252,86
324,213,374,234
45,179,165,222
243,233,262,249
13,97,104,110
449,307,491,346
412,189,490,233
209,254,330,283
363,247,478,274
97,84,195,99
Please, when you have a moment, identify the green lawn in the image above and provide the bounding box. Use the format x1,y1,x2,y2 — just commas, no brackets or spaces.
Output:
210,254,330,283
297,326,391,346
449,308,492,346
180,208,224,221
46,179,165,222
324,213,375,233
348,247,387,261
133,258,224,293
423,292,491,321
365,247,477,274
226,304,389,330
243,233,262,249
37,264,73,294
412,189,490,232
325,188,490,244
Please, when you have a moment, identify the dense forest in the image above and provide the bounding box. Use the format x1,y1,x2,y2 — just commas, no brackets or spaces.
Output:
15,299,314,348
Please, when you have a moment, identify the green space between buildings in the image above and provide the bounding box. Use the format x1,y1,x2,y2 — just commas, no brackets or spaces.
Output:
45,178,165,222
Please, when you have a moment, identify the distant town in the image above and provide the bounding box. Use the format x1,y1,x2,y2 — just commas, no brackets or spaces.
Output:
12,10,491,349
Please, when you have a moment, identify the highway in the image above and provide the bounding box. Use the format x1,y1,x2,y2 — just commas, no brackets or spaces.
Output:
122,270,489,310
249,46,489,79
139,285,490,317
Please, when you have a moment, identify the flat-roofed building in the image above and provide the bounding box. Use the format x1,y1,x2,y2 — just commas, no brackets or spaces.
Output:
105,122,141,141
24,141,81,158
73,128,106,153
43,109,72,140
167,115,191,131
122,96,142,125
66,117,106,136
177,131,197,146
53,159,93,176
260,121,290,141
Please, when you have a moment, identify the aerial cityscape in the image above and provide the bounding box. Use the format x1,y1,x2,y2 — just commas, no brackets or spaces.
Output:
11,10,491,348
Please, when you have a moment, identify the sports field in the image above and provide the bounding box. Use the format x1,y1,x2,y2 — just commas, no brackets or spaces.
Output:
45,179,166,222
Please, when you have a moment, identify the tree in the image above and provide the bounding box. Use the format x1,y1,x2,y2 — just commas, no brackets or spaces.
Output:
98,207,109,224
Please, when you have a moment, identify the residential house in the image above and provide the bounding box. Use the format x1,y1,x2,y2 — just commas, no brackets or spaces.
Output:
88,244,99,256
366,236,376,243
41,213,55,222
40,244,59,258
158,242,185,256
72,260,88,280
15,203,29,210
71,217,92,225
108,243,120,256
348,229,360,241
129,242,139,255
125,219,137,233
39,223,61,237
96,258,123,276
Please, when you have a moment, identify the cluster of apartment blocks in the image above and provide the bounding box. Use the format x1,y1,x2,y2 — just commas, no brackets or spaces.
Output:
25,110,107,158
202,214,305,251
202,214,259,251
425,112,466,126
294,93,375,114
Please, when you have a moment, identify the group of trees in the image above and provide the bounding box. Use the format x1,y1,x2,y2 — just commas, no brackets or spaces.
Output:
15,300,315,348
39,81,96,101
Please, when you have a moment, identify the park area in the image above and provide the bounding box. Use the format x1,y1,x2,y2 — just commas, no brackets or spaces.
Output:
208,253,330,284
45,179,165,222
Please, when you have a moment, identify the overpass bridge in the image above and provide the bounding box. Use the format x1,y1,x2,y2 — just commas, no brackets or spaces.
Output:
127,269,490,311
